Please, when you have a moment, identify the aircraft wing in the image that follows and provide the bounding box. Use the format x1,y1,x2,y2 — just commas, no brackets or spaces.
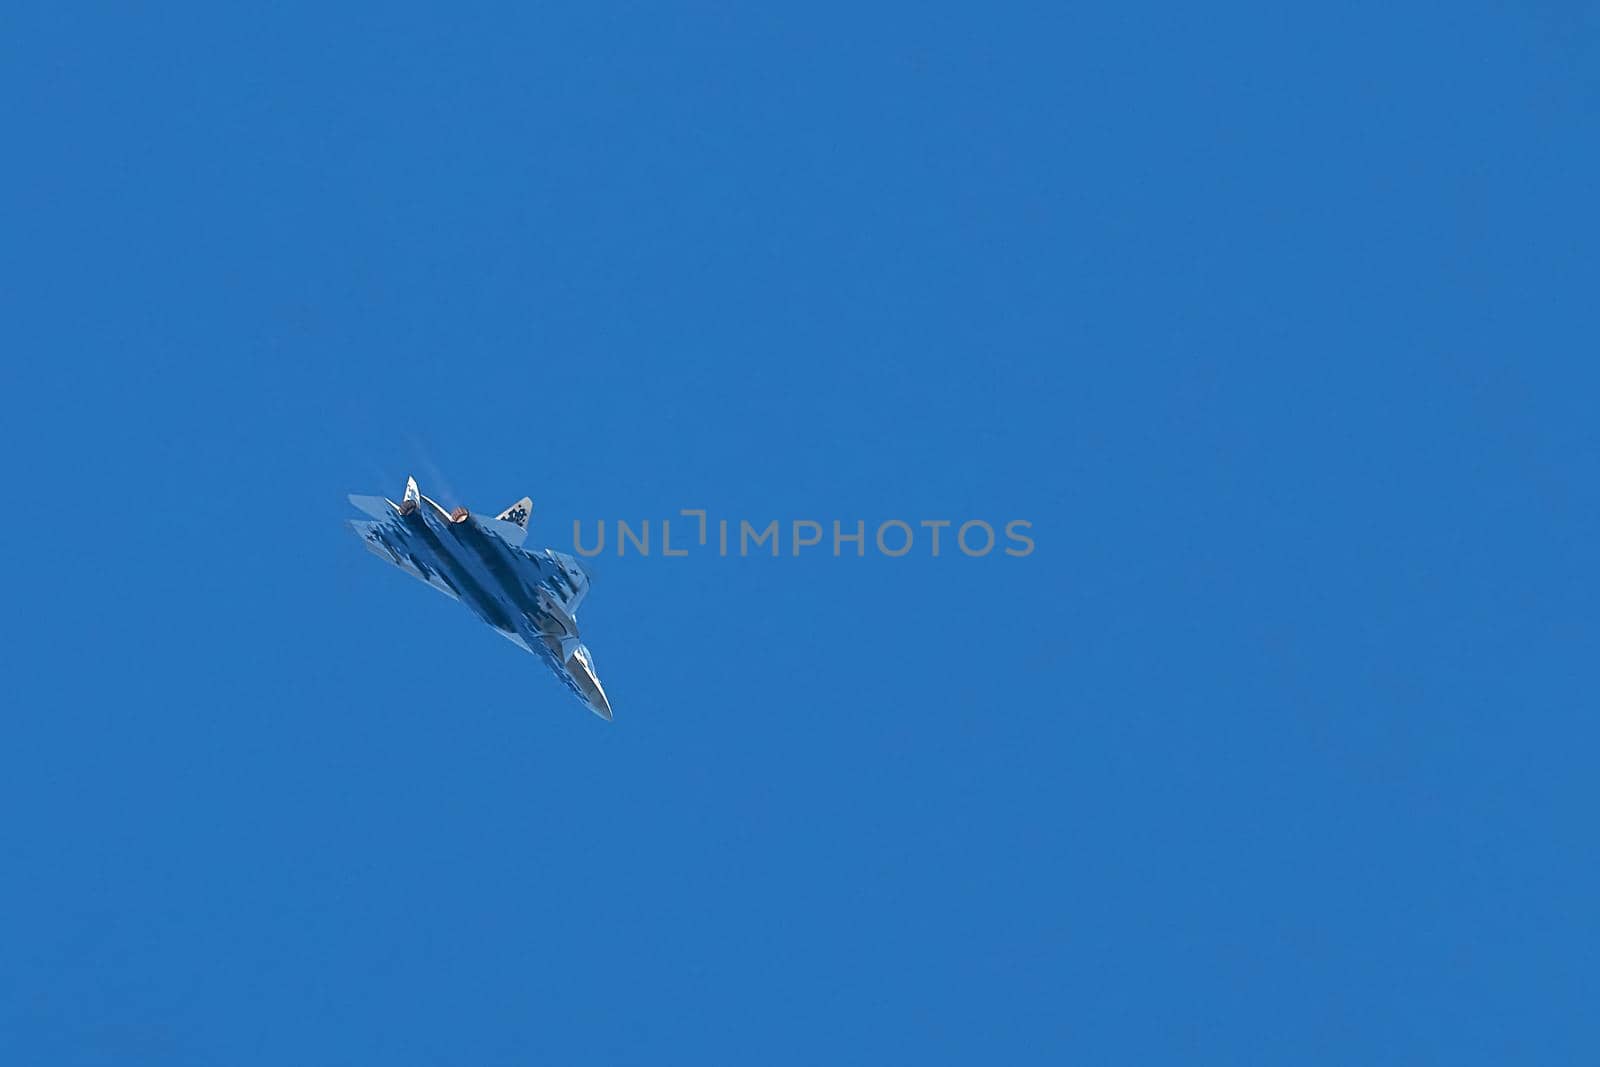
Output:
348,494,397,520
533,549,592,614
348,520,460,602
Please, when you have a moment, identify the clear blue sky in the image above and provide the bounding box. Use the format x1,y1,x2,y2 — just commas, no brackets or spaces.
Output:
2,3,1595,1063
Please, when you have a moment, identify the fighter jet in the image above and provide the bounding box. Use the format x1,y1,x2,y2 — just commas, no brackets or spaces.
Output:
347,477,613,720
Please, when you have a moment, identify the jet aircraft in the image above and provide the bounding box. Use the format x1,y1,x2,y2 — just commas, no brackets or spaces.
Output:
347,477,612,720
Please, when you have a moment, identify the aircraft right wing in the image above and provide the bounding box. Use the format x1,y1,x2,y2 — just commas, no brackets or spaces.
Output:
541,549,592,614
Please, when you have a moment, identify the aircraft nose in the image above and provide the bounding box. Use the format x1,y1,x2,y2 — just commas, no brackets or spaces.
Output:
582,676,613,720
565,648,613,721
583,667,613,720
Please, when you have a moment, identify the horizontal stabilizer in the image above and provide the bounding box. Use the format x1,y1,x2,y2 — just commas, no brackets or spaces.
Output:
476,514,529,547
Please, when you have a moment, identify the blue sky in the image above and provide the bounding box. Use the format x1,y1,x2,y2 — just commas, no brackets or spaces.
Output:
2,3,1596,1063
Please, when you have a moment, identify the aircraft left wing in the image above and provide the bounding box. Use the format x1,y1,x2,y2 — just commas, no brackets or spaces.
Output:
348,494,398,520
348,520,460,602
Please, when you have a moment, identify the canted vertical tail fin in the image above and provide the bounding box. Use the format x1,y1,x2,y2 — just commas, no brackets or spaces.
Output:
396,476,422,516
497,497,532,531
477,495,532,546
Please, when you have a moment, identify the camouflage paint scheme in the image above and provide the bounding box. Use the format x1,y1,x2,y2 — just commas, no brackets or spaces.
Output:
348,477,612,720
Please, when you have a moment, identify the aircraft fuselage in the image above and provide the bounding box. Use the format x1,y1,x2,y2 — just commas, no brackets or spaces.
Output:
349,483,611,720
